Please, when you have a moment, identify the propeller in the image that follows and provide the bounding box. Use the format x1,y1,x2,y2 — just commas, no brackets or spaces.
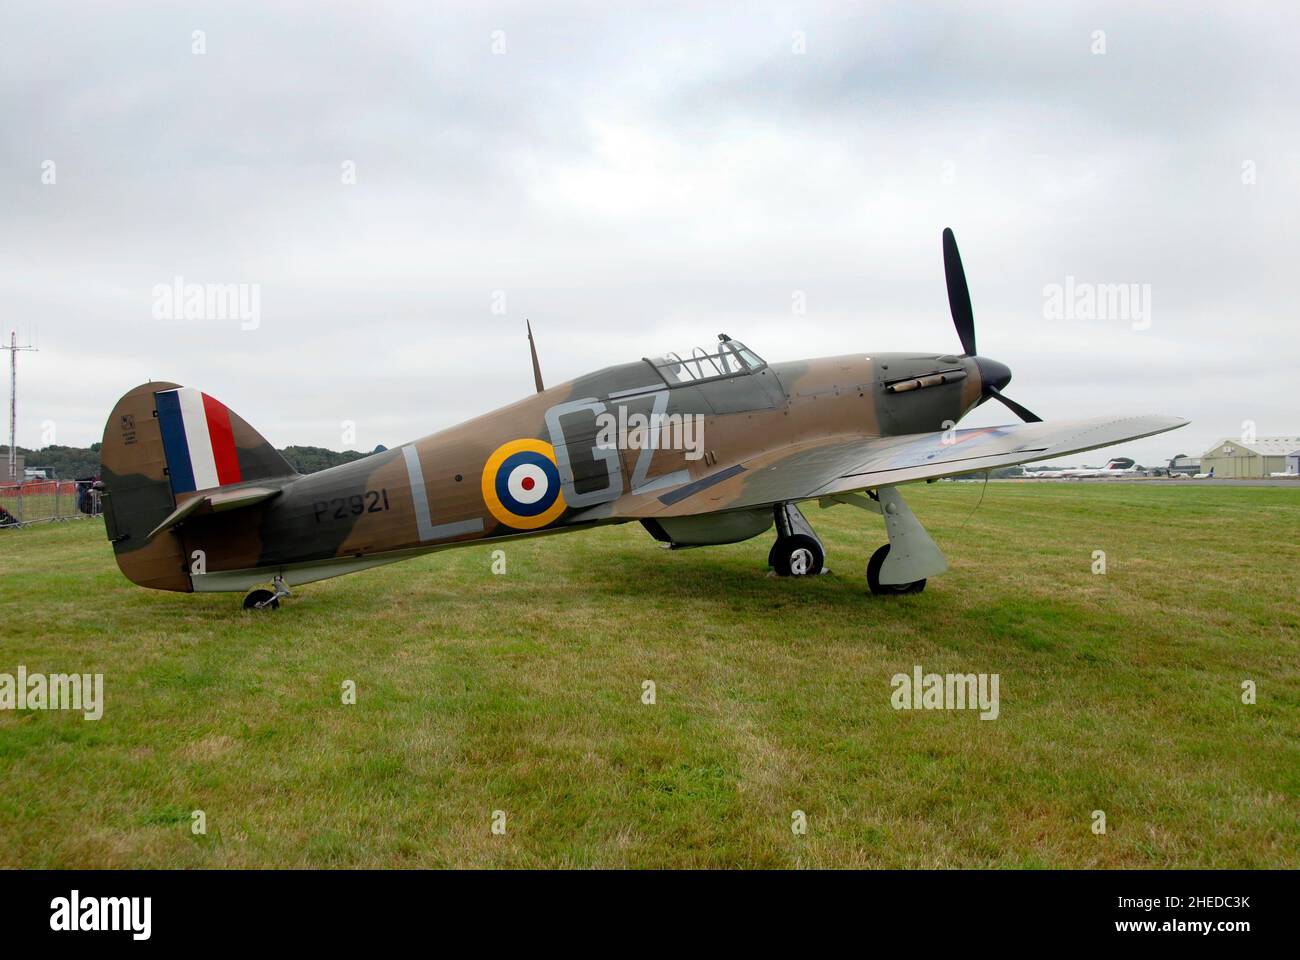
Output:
941,227,1042,423
942,227,976,357
985,385,1041,423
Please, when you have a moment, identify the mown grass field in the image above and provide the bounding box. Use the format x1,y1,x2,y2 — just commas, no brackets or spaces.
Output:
0,483,1296,868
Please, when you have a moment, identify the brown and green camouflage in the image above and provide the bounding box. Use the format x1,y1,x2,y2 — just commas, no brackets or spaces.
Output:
100,338,1184,598
99,346,989,594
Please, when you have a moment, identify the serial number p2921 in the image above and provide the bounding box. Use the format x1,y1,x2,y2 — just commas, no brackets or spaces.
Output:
313,489,390,522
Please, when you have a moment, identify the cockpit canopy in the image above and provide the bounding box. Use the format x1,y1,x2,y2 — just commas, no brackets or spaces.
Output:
647,335,766,386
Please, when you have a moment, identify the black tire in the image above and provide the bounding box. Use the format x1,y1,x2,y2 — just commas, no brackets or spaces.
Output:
866,543,926,595
771,534,824,577
243,589,280,611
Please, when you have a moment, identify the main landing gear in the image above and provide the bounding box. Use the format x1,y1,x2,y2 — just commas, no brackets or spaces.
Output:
769,485,948,595
243,575,291,611
768,503,826,576
866,543,926,595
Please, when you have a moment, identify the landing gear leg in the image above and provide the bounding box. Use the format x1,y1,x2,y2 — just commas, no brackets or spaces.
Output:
768,503,826,576
865,485,946,595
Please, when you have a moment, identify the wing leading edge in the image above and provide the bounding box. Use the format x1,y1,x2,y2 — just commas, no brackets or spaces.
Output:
599,414,1188,519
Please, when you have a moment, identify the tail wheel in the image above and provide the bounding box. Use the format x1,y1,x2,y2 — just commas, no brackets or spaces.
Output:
866,544,926,595
243,589,280,611
771,534,824,577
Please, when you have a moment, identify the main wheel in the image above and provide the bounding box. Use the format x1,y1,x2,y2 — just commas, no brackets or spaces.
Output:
243,589,280,611
866,543,926,595
771,534,824,577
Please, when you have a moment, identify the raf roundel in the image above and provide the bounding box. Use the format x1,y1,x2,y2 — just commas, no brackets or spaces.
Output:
481,438,567,530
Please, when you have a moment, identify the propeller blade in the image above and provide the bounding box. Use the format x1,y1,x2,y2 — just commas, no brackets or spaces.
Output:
988,386,1042,423
942,227,976,356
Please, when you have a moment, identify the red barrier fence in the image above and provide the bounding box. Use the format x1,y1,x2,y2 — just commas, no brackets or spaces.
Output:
0,480,101,527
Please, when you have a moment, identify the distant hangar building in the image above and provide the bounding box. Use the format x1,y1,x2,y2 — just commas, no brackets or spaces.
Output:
1200,437,1300,478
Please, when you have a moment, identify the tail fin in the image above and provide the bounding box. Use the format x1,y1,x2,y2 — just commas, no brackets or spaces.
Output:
100,382,297,591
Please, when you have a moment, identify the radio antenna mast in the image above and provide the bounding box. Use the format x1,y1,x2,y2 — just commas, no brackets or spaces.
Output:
3,329,38,483
526,319,545,394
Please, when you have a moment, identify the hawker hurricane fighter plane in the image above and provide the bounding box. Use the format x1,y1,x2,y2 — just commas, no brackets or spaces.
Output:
100,229,1187,609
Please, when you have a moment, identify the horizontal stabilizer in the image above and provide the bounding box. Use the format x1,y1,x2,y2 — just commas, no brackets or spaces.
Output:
146,485,283,541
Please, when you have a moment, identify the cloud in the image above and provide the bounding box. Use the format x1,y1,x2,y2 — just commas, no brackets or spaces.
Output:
1,1,1295,464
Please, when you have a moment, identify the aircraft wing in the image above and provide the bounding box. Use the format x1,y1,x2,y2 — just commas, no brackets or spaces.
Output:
597,414,1187,519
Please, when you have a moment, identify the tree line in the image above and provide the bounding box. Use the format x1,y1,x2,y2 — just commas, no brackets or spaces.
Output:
2,443,380,479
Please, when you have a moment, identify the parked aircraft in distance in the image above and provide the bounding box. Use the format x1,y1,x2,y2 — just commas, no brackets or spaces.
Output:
1022,458,1137,479
1056,457,1139,478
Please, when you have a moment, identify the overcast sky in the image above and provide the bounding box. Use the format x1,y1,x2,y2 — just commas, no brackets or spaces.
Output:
2,1,1297,465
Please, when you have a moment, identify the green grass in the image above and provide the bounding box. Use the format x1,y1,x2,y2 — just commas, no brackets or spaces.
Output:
0,483,1296,868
